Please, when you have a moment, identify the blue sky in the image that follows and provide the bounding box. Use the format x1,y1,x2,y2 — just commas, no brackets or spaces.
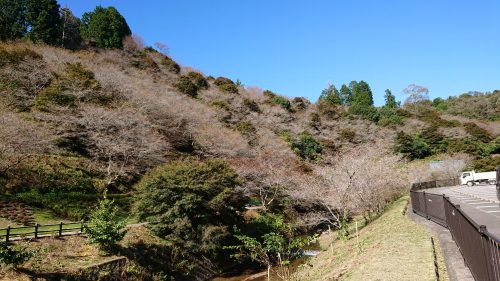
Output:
59,0,500,106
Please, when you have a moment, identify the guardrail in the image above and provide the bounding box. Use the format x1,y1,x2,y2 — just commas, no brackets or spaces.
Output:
0,221,83,242
410,179,500,281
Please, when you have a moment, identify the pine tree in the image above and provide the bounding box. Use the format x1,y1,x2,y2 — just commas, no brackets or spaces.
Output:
0,0,27,41
80,6,131,49
26,0,63,45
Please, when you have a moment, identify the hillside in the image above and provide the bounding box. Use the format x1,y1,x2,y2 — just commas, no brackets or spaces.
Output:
0,40,499,280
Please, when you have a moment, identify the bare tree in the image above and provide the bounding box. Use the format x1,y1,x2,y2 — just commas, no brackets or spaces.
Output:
403,84,429,105
71,105,168,187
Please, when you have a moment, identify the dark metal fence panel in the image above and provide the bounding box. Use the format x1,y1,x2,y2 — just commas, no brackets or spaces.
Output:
484,237,500,281
424,193,446,227
412,184,500,281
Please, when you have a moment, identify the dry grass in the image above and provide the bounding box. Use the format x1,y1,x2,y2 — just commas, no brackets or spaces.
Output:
295,196,449,281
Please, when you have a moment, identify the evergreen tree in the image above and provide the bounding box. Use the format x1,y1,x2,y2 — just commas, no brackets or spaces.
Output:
0,0,27,41
26,0,62,45
352,80,374,106
80,6,131,49
384,89,398,108
339,84,352,105
61,8,81,49
318,84,341,105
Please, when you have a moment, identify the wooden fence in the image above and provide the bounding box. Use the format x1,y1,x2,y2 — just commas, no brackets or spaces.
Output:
0,221,83,242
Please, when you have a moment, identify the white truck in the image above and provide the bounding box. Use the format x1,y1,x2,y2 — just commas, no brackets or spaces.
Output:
460,171,497,186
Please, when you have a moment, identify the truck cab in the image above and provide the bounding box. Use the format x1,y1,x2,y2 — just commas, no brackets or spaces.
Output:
460,172,473,185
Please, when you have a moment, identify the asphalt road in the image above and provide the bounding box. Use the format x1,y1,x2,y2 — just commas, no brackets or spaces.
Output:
426,184,500,236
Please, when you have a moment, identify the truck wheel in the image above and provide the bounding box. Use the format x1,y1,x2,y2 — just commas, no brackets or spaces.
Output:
467,181,474,187
489,180,497,185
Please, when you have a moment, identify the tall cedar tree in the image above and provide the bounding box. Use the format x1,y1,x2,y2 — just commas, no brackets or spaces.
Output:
318,84,341,105
352,80,374,106
80,6,131,49
61,8,81,49
384,89,398,108
26,0,62,45
339,84,352,105
0,0,27,41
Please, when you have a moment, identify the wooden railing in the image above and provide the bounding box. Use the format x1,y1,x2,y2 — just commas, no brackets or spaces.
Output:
0,221,83,242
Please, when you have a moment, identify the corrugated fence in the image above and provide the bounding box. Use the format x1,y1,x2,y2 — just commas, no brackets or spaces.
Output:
410,180,500,281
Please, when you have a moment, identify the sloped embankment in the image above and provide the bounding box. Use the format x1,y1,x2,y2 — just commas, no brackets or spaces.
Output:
296,196,449,281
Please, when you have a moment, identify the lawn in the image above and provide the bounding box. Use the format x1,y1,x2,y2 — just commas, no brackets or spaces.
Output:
295,196,449,281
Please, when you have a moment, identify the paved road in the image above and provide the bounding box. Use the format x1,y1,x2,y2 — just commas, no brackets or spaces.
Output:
426,184,500,236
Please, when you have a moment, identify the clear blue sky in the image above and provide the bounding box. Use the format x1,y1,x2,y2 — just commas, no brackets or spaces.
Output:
59,0,500,106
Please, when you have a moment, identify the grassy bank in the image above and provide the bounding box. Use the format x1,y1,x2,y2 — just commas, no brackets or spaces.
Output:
295,196,449,281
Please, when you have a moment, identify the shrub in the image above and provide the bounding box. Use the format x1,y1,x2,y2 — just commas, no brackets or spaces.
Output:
348,104,379,122
34,84,76,109
271,95,291,111
174,75,198,97
377,107,403,127
394,131,432,160
466,156,500,172
219,83,239,94
0,47,42,67
243,98,261,113
186,71,208,89
85,193,127,252
214,77,239,94
211,100,229,110
8,155,101,194
174,72,208,97
0,242,34,267
286,131,323,161
463,122,492,143
161,56,180,74
339,128,356,142
130,51,158,70
236,121,256,137
136,159,247,259
420,125,447,154
317,100,338,118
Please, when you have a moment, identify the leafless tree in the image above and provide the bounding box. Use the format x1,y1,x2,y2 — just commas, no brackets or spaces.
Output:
403,84,429,105
70,105,169,187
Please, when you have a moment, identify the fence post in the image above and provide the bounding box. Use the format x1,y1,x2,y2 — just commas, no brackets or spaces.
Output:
5,225,10,243
59,222,63,238
496,166,499,190
34,223,38,239
80,220,84,234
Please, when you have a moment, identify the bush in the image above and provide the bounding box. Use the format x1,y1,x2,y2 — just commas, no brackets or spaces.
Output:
174,75,198,97
466,156,500,172
377,107,403,127
348,104,379,122
161,56,180,74
186,71,208,89
285,131,322,161
130,51,158,70
85,193,127,252
0,47,42,67
317,99,338,118
174,72,208,98
6,155,101,194
0,242,34,267
463,122,492,143
394,131,432,160
243,98,261,113
264,90,291,111
136,159,247,259
214,77,239,94
211,100,229,110
236,121,256,137
339,129,356,142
